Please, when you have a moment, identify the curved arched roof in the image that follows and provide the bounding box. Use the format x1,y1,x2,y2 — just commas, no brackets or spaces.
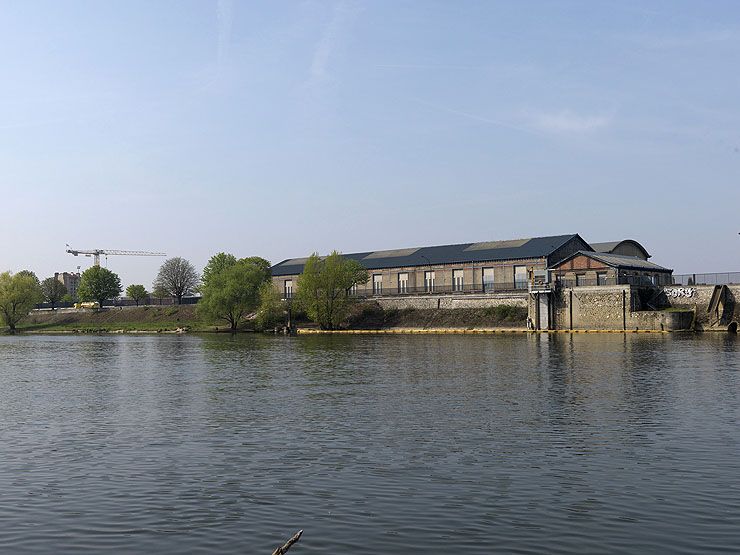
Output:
589,239,651,260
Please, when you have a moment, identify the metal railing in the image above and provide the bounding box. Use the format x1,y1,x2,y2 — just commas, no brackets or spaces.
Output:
553,275,668,288
671,273,740,286
555,277,618,288
348,282,528,298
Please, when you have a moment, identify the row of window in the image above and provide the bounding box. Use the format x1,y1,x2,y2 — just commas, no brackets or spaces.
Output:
284,266,531,297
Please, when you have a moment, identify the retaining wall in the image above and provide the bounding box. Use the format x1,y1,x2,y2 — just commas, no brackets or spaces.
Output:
551,285,694,331
661,284,740,331
374,292,528,311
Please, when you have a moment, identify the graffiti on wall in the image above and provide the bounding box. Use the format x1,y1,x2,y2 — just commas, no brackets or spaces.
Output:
663,287,695,298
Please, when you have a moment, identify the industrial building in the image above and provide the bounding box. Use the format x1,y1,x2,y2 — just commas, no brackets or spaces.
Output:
270,234,672,298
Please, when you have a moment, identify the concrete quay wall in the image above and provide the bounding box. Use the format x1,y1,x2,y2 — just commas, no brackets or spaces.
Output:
661,284,740,331
552,285,694,332
374,292,528,311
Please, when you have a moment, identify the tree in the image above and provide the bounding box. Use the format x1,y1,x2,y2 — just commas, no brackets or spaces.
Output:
0,271,43,332
201,252,237,289
295,251,369,330
126,284,148,306
198,258,270,331
255,281,287,330
201,253,271,290
41,277,67,310
17,270,40,286
153,257,199,304
77,266,122,308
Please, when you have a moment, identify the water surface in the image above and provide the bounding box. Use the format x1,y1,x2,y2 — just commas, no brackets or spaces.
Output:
1,333,738,553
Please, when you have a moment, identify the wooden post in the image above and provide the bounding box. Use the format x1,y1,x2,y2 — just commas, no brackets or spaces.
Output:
622,289,627,331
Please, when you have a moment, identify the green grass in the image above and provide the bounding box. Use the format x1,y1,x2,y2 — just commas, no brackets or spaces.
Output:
11,305,228,334
16,320,215,333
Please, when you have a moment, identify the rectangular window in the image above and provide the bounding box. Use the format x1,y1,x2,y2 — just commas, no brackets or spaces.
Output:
453,269,464,292
373,274,383,295
284,280,293,299
482,268,495,292
514,266,527,289
424,270,435,293
576,273,586,287
596,272,608,286
398,272,408,294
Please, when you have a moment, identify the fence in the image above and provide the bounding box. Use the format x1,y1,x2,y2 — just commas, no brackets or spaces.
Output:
35,296,201,310
671,273,740,286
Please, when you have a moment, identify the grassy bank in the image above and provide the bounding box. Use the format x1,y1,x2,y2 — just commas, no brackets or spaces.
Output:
19,305,217,333
345,303,528,330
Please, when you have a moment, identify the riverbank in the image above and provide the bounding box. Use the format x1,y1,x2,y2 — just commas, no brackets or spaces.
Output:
19,305,214,333
346,303,528,329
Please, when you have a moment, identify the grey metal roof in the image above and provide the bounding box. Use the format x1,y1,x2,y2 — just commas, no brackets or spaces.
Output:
271,234,584,276
590,239,651,259
553,251,672,273
589,241,622,253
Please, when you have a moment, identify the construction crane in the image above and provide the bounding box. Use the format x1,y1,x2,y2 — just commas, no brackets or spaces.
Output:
66,245,166,267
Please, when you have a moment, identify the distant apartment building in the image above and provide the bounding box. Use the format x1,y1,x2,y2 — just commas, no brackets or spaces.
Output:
55,272,81,299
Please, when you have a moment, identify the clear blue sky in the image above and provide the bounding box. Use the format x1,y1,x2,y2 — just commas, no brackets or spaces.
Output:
2,0,739,287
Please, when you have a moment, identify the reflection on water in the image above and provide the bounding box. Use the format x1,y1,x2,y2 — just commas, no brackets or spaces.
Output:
0,333,738,554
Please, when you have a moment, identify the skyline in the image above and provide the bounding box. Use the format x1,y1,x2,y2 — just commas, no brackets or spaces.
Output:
2,0,740,287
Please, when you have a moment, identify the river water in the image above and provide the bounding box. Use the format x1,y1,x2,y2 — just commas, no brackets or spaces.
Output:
0,333,738,553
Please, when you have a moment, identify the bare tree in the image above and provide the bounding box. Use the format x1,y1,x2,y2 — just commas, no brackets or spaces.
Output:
153,257,199,305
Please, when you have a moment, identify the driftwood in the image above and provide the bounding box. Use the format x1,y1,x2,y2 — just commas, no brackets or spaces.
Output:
271,530,303,555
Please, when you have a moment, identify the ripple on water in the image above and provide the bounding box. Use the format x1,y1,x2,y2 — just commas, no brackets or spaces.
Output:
0,333,739,553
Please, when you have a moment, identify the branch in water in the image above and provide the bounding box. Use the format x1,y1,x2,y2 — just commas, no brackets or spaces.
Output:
271,530,303,555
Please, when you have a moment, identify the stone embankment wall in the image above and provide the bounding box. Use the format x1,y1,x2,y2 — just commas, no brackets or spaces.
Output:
662,284,740,331
551,285,694,331
374,292,528,311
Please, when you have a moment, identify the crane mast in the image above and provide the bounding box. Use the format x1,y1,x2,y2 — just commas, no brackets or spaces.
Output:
66,245,166,267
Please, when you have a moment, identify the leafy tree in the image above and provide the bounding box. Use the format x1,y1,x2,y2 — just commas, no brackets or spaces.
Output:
198,259,270,331
201,252,237,289
126,284,148,306
201,253,271,290
153,257,199,304
241,256,271,281
77,266,122,308
0,271,43,332
41,277,67,310
255,282,286,330
17,270,40,286
296,251,369,330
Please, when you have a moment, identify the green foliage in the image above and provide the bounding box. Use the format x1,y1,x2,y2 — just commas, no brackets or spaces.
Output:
201,252,237,289
77,266,122,308
0,271,43,331
201,253,271,291
61,293,75,303
41,277,67,309
255,282,286,330
295,251,369,330
197,258,270,330
16,270,40,286
240,256,271,281
153,257,199,304
126,284,148,306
